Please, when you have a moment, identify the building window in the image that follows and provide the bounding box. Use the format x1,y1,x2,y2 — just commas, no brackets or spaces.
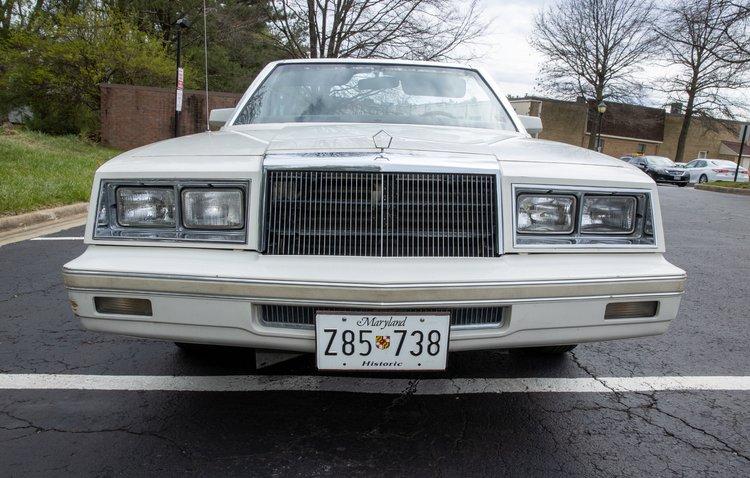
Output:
637,143,646,154
698,150,708,159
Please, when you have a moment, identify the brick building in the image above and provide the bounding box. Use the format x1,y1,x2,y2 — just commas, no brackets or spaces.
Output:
100,84,243,151
510,96,750,168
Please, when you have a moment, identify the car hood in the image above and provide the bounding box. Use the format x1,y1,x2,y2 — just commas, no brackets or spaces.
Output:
120,123,522,158
101,123,637,177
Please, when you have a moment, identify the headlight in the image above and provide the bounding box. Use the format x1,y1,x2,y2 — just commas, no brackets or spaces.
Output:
517,194,575,234
581,196,636,234
116,187,175,227
94,180,249,244
513,186,656,247
182,188,244,229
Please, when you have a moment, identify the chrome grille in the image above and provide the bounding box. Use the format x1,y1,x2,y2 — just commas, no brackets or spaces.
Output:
259,305,506,329
263,171,498,257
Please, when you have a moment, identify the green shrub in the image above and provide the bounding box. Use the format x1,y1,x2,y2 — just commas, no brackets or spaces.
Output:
0,11,174,135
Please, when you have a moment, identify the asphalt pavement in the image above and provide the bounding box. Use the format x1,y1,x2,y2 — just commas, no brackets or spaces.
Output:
0,185,748,477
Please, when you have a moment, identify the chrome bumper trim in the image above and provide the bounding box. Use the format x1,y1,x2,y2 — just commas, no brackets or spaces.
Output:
63,268,685,304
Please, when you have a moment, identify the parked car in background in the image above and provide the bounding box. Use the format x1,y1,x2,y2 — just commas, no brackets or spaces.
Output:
619,156,635,163
629,156,690,187
684,159,750,183
61,59,685,370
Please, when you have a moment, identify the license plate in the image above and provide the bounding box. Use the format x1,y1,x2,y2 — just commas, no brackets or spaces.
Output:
315,312,450,371
673,175,682,180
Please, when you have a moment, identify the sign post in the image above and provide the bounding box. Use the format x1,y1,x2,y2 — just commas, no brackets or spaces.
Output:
174,65,184,137
735,124,748,182
173,17,190,137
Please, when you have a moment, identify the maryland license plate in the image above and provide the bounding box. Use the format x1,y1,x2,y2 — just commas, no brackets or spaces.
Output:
315,312,450,371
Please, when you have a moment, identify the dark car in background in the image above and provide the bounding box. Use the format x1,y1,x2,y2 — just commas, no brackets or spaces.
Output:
629,155,689,187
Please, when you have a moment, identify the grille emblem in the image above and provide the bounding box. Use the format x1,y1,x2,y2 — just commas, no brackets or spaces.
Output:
373,130,393,149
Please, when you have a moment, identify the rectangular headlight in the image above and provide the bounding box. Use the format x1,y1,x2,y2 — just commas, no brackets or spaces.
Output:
517,194,575,234
581,196,636,234
182,188,244,229
116,187,175,227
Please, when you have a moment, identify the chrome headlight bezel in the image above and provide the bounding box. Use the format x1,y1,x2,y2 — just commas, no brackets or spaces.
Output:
94,180,249,244
513,185,656,248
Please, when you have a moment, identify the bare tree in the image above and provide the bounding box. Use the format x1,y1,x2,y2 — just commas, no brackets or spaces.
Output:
265,0,487,61
657,0,750,162
712,0,750,64
531,0,659,149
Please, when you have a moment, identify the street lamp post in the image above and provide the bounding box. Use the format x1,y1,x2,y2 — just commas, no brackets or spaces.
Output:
596,101,607,153
174,17,190,138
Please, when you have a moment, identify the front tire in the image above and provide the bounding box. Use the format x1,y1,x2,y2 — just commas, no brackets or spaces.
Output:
521,344,578,355
678,182,688,187
699,174,708,183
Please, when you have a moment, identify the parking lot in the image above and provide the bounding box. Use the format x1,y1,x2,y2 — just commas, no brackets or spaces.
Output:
0,185,748,477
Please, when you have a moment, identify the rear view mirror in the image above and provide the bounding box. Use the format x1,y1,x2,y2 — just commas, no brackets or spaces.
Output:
209,108,234,130
400,72,466,98
357,76,399,91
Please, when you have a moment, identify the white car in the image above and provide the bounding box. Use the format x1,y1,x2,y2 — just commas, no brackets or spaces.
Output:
62,59,685,371
684,158,749,183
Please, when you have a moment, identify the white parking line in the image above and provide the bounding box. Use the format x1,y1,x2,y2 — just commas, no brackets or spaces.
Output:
0,374,747,394
30,236,84,241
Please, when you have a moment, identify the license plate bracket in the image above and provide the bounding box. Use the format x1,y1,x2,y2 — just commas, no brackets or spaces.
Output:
315,311,450,371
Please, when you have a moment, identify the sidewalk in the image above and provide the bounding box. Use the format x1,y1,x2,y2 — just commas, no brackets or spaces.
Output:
0,203,88,246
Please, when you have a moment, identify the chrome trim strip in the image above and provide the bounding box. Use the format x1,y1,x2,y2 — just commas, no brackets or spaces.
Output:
66,286,684,306
63,268,686,290
263,151,500,174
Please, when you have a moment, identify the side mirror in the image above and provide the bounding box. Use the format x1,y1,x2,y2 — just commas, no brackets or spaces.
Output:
519,115,543,136
209,108,235,130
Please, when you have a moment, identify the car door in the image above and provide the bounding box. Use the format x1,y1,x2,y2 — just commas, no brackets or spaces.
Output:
685,160,698,182
695,160,710,181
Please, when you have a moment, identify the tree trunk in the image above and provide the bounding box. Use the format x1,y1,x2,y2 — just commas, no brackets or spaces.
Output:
587,105,598,150
587,87,604,150
307,0,318,58
674,95,695,163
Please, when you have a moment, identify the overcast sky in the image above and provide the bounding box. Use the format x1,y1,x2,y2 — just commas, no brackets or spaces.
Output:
469,0,552,98
470,0,750,118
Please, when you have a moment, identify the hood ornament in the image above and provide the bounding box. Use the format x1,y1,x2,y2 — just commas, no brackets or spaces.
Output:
373,130,393,150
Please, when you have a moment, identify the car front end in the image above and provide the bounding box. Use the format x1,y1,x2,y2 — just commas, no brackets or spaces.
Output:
62,59,686,371
650,166,690,186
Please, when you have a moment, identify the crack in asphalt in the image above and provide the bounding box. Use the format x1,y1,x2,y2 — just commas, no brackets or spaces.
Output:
0,410,188,456
569,352,750,463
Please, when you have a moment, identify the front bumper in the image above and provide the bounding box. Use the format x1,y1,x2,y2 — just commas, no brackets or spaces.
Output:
63,246,686,352
652,172,689,184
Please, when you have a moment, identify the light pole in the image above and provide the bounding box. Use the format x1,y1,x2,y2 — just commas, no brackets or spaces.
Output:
596,101,607,153
174,17,190,138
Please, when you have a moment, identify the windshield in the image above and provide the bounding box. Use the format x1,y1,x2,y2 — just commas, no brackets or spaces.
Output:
646,157,675,167
234,63,516,130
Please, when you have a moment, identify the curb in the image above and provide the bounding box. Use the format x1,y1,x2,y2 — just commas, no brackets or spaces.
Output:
694,184,750,196
0,203,89,233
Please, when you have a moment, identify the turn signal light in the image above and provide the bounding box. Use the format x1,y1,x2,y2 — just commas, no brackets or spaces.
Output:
94,297,152,316
604,301,657,320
